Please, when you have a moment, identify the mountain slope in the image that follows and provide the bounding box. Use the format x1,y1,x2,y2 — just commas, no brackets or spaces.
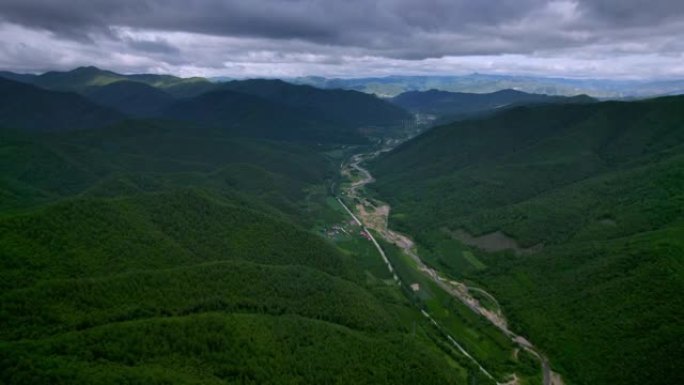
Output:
1,66,218,97
84,81,175,116
161,89,368,143
0,120,334,214
31,66,124,91
220,79,411,128
126,73,217,97
0,77,123,131
0,71,37,83
0,188,463,385
391,89,594,119
0,119,468,384
369,95,684,385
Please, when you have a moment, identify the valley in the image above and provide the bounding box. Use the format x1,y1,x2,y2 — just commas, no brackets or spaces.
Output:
337,144,563,385
368,96,684,385
0,65,681,385
1,0,683,383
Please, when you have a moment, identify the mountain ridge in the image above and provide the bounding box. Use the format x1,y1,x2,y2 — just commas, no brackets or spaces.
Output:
390,88,595,120
0,77,124,131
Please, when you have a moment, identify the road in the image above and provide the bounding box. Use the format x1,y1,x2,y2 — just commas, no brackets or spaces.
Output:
336,197,498,383
338,146,563,385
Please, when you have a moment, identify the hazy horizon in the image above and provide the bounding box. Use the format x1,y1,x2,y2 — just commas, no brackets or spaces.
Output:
4,65,684,83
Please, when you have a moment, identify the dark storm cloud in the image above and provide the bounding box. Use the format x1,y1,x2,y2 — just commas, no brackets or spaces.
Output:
1,0,683,57
579,0,684,25
122,36,180,55
0,1,335,42
0,0,682,78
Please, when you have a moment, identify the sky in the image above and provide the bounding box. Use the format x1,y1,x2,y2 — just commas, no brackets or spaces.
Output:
0,0,683,79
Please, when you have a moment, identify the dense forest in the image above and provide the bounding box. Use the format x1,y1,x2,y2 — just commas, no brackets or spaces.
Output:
370,96,684,385
0,106,467,384
1,64,682,385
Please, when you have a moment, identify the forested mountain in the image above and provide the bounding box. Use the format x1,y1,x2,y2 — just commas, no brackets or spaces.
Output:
0,77,123,131
1,66,217,97
160,89,368,143
369,95,684,385
0,67,409,142
220,79,412,128
23,66,124,91
0,71,37,83
0,116,467,384
83,81,175,117
391,89,594,119
0,121,331,213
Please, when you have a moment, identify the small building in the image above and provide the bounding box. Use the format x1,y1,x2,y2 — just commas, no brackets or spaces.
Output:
410,283,420,292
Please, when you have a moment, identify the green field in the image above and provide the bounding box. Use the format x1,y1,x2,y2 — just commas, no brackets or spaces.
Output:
462,251,486,270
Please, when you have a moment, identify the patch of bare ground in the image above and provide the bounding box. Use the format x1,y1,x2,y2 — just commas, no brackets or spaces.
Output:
550,371,565,385
445,228,543,255
500,373,520,385
356,202,389,231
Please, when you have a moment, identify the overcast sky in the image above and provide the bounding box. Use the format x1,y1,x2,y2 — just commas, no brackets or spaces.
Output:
0,0,683,79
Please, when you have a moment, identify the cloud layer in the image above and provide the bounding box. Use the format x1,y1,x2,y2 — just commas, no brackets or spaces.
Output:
0,0,682,78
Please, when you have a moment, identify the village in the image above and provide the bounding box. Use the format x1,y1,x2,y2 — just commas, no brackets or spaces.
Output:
320,218,372,241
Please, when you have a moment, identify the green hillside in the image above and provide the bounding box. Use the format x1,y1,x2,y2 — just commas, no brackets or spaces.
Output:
84,81,175,117
221,79,412,129
0,77,123,131
0,118,474,384
11,66,217,97
0,67,410,142
0,121,333,214
125,73,218,97
0,189,464,384
162,89,368,143
369,95,684,385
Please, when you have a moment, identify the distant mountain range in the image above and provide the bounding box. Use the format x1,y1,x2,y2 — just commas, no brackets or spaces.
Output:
219,79,410,129
390,89,595,120
0,66,215,97
7,68,682,99
0,77,123,132
163,88,367,143
5,65,678,139
0,67,410,142
290,74,684,98
83,81,176,117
